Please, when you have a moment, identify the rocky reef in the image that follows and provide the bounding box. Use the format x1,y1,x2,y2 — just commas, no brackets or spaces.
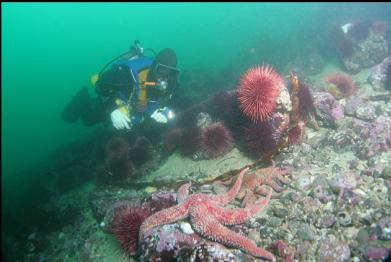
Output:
339,22,389,73
5,57,391,262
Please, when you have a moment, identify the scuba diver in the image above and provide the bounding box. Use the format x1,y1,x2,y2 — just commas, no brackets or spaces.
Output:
62,40,180,130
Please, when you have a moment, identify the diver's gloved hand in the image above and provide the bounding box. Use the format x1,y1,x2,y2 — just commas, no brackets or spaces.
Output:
111,108,132,130
151,107,175,124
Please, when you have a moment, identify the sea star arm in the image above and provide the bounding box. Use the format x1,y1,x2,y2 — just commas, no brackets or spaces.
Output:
190,203,276,261
177,182,191,203
208,188,272,225
263,180,285,192
139,203,189,241
211,167,249,204
255,185,272,196
254,169,291,193
274,173,291,184
255,166,291,181
242,189,258,207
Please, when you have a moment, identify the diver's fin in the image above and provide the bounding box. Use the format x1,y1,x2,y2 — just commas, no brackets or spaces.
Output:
61,86,90,123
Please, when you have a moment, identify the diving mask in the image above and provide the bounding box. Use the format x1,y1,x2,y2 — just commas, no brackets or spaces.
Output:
154,63,180,78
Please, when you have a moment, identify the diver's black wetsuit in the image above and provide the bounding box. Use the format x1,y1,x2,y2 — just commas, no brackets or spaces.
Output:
62,46,181,130
62,64,134,127
62,60,179,127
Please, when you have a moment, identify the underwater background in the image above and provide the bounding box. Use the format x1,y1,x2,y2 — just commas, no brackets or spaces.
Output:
3,3,391,261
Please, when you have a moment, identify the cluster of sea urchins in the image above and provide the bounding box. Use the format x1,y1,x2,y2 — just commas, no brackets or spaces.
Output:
236,64,292,158
163,121,234,159
129,136,153,166
163,64,313,160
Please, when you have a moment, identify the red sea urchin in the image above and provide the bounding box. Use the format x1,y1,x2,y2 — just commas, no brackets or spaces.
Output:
298,83,315,121
209,90,251,138
129,136,152,166
325,73,357,98
244,116,287,159
237,65,283,123
201,122,234,158
288,121,305,145
163,127,183,154
105,137,129,160
178,126,202,158
111,203,151,256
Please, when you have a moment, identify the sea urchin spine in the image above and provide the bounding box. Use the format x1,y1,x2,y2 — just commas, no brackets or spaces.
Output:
201,122,234,158
237,65,283,123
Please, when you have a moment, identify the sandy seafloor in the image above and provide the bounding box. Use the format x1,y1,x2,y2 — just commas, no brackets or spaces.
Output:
9,62,391,262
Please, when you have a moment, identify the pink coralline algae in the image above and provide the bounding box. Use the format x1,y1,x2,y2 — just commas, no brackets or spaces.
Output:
143,190,177,214
146,224,201,254
313,91,344,127
140,223,243,261
318,238,351,262
321,115,391,161
364,247,391,260
368,116,391,157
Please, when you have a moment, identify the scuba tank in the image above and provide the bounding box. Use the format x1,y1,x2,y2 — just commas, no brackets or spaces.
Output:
98,40,157,77
91,40,157,89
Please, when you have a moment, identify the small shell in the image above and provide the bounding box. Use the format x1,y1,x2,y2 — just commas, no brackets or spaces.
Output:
180,221,195,234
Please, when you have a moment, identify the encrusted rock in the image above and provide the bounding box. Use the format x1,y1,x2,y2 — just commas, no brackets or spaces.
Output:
315,215,336,229
355,104,377,121
343,29,389,73
313,91,344,127
381,166,391,179
368,56,391,90
296,223,315,241
318,238,351,262
337,211,352,227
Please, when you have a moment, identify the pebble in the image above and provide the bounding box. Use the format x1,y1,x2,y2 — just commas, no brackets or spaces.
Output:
144,186,157,194
180,222,195,235
381,166,391,179
356,228,370,243
380,227,391,241
318,239,351,262
273,208,289,218
356,105,377,121
297,223,315,241
267,217,282,227
316,215,336,228
364,247,391,260
248,229,261,243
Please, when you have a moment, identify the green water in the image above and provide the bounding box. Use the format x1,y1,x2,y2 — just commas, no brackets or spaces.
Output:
2,2,391,256
4,3,386,181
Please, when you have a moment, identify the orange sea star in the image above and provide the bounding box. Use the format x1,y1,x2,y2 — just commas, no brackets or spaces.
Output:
139,167,276,261
236,165,291,207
